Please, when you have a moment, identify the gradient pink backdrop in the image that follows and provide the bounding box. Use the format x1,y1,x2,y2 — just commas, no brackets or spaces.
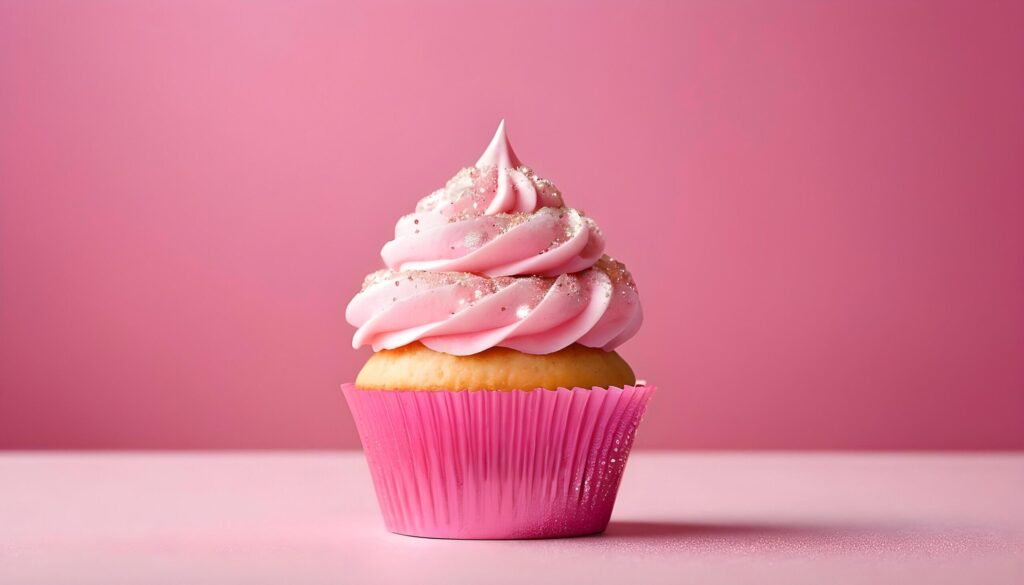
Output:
1,0,1022,450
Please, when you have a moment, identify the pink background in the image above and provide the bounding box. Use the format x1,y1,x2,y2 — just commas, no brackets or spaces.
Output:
1,0,1022,450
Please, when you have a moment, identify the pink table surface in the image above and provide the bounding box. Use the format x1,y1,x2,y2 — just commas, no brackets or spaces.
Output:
1,452,1022,584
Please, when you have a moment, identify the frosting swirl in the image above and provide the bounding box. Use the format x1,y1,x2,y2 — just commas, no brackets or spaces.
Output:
347,256,642,356
380,120,605,276
382,206,605,277
348,121,642,355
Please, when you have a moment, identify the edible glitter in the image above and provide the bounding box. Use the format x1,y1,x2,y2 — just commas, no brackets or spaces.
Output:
463,231,483,249
407,162,570,228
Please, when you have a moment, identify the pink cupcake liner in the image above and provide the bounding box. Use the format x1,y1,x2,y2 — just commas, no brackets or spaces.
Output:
342,383,655,539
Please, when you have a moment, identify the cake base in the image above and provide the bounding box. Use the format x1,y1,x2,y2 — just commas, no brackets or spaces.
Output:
355,342,636,391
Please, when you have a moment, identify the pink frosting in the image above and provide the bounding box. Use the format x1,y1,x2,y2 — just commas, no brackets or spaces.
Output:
348,121,642,355
347,257,642,356
380,120,605,276
382,206,605,277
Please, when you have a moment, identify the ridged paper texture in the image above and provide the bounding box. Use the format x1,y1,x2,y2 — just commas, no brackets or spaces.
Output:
342,384,655,539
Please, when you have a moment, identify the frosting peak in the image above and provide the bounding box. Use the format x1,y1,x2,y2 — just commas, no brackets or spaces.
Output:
475,119,522,170
382,121,604,277
470,120,556,216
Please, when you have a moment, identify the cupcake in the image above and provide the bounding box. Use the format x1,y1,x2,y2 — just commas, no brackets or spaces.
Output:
342,121,653,539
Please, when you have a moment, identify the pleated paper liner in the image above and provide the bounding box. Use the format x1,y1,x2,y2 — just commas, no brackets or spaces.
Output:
342,383,655,539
